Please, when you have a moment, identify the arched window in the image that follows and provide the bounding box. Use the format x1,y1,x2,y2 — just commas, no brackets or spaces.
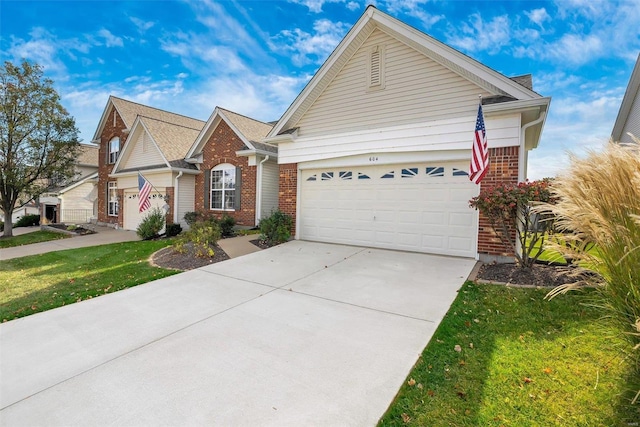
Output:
108,137,120,164
210,163,236,210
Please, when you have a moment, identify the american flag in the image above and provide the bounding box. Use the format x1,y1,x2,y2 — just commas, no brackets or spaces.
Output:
469,103,489,184
138,173,152,213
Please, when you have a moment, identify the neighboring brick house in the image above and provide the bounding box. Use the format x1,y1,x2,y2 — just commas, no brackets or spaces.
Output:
90,97,278,231
184,107,278,227
91,96,205,229
264,6,550,261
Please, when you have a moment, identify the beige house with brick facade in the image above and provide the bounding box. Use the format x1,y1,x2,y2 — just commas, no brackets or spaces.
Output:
266,6,550,261
90,97,277,231
184,107,278,227
91,96,205,230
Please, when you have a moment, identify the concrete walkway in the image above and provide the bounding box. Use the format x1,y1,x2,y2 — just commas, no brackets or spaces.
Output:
217,233,262,258
1,228,261,261
0,241,476,426
0,226,139,260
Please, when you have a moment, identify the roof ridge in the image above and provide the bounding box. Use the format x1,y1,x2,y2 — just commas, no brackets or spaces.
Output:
111,96,201,122
218,107,274,127
138,114,205,131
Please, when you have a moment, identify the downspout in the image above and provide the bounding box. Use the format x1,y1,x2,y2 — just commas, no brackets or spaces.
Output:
174,171,183,225
255,155,270,225
519,111,546,182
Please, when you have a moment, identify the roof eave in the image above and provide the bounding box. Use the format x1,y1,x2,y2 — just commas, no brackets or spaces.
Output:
612,54,640,141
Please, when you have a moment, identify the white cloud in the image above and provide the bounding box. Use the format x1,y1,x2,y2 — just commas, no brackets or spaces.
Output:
7,27,90,75
447,13,511,54
288,0,348,13
97,29,124,48
130,16,155,32
525,8,551,28
383,0,444,28
346,1,360,11
271,18,350,66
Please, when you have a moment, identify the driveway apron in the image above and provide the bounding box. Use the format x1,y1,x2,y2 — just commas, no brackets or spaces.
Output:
0,241,476,426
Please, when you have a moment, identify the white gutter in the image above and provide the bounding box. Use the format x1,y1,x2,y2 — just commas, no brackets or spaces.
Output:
174,171,183,225
519,111,546,182
255,155,270,224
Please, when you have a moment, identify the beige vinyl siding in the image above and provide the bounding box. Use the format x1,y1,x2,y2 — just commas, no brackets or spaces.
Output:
122,131,165,170
277,114,521,165
177,174,195,227
59,182,96,222
260,160,279,219
620,86,640,144
117,172,174,190
75,165,98,179
296,28,491,138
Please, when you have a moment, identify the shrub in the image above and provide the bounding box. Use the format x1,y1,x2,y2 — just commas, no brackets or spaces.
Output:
217,214,236,238
259,210,292,245
469,179,555,268
136,207,165,240
165,223,182,237
174,221,221,258
14,214,40,228
543,141,640,405
66,224,77,231
183,211,200,226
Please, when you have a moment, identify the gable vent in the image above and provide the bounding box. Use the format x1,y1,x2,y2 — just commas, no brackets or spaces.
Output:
368,45,385,89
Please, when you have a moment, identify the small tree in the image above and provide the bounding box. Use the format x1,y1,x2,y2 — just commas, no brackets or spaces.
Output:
0,60,80,237
469,179,555,268
136,208,165,240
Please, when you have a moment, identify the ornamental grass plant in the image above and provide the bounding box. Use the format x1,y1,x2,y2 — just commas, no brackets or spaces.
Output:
541,140,640,405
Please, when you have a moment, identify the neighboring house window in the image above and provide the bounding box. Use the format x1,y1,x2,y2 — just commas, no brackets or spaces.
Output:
108,137,120,164
210,164,236,210
107,181,118,216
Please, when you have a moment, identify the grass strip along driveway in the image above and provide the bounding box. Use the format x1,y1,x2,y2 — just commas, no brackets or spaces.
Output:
0,230,69,249
0,240,178,321
380,282,637,426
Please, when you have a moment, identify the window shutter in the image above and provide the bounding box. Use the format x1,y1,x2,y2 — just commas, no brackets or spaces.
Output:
234,166,242,210
203,169,211,210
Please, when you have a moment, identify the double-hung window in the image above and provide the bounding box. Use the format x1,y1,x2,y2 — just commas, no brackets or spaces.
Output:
108,137,120,164
107,181,118,216
210,164,236,210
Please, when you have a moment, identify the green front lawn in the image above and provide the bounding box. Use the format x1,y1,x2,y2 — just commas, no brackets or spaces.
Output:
380,282,638,426
0,240,178,321
0,230,69,248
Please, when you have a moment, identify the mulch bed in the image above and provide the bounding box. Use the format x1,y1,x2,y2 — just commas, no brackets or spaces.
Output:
46,223,96,236
151,242,230,271
249,238,276,250
476,262,601,288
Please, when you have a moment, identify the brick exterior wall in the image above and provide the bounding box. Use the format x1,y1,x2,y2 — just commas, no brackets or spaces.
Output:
278,163,298,236
97,106,128,227
476,146,520,257
193,120,257,226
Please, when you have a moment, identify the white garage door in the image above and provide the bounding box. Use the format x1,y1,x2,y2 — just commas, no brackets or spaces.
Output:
123,188,167,231
300,162,479,257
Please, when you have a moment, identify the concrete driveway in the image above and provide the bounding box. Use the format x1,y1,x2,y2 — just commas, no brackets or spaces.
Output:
0,241,476,426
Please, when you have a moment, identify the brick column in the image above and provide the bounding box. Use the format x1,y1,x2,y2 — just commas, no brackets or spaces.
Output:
279,163,298,236
477,146,519,261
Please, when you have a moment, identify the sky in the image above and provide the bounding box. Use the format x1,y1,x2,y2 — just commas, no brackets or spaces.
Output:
2,0,639,180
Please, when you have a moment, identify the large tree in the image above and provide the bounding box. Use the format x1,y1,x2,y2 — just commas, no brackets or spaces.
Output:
0,60,79,237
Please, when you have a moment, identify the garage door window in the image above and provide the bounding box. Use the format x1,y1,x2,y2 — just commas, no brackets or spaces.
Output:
211,164,236,210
